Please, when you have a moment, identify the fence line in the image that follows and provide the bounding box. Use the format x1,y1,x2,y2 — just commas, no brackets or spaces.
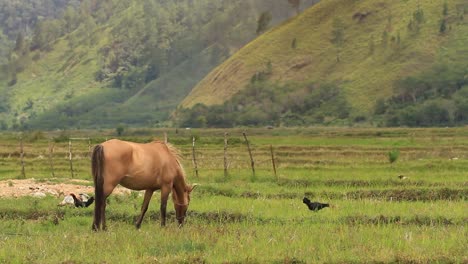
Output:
224,132,228,178
14,134,282,180
19,135,25,178
271,145,277,181
68,140,74,178
243,132,255,178
48,141,55,177
191,136,199,178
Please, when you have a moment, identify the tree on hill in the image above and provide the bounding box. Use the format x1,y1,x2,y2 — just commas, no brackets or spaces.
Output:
0,31,11,66
63,6,81,33
440,19,447,33
13,32,25,54
408,6,425,34
331,18,345,62
256,11,272,35
288,0,301,15
31,19,62,51
440,1,449,34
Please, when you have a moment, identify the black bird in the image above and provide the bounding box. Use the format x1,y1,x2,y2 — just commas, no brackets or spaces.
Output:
303,197,329,211
70,193,94,208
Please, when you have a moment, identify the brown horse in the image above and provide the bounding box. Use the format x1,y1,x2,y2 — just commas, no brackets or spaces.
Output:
91,139,196,231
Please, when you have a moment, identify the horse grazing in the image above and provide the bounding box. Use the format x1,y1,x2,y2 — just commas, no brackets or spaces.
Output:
91,139,196,231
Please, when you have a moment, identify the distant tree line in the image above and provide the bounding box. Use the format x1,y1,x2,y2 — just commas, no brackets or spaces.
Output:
376,61,468,127
175,80,351,128
176,59,468,128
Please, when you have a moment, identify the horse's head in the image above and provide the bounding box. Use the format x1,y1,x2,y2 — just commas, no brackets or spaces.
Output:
173,183,198,226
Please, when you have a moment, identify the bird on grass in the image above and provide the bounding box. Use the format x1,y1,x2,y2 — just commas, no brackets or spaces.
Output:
303,197,329,212
69,193,94,208
397,175,408,180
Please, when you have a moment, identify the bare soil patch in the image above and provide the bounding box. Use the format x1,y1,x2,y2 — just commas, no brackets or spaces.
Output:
0,179,131,198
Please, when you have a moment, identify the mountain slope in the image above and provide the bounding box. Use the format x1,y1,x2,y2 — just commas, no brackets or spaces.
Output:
0,0,319,129
181,0,468,117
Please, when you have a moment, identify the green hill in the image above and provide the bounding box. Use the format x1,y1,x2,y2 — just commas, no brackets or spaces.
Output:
179,0,468,127
0,0,318,130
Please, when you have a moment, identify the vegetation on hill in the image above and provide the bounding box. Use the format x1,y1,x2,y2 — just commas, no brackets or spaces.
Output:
0,0,318,130
0,0,76,74
179,0,468,127
175,81,352,128
0,0,75,38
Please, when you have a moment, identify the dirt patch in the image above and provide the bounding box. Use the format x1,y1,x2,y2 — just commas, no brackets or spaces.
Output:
0,179,131,198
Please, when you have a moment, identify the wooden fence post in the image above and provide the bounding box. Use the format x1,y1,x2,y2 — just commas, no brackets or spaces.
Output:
224,132,228,178
19,135,25,178
68,140,74,178
243,132,255,178
49,141,55,177
270,145,277,181
88,138,92,159
164,132,168,143
192,136,199,178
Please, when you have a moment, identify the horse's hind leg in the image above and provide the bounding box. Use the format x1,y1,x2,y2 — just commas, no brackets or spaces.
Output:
92,193,107,231
101,195,108,231
135,190,154,229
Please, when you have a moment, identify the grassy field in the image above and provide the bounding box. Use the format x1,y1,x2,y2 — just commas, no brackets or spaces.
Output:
0,127,467,263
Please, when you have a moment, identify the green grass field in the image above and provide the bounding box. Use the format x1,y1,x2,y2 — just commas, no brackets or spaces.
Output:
0,128,466,263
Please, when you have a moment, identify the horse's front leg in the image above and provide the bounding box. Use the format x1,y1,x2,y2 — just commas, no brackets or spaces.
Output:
135,190,154,229
160,185,171,227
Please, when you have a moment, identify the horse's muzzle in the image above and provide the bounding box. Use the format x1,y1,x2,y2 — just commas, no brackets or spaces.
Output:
176,215,185,226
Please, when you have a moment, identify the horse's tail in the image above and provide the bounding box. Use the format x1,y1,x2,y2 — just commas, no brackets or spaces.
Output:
91,144,104,231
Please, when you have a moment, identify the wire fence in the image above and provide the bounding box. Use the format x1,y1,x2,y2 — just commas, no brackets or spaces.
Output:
4,132,466,181
7,133,280,180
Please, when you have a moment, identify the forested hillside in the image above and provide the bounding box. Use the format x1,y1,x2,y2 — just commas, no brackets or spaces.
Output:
0,0,318,130
178,0,468,127
0,0,75,66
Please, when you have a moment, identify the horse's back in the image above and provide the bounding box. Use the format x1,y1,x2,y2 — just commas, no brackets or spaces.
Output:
101,139,134,168
100,139,179,190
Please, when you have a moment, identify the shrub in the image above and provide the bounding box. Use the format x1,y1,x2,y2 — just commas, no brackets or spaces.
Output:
388,149,400,164
116,125,125,136
24,131,45,142
440,19,447,33
53,131,70,142
374,99,387,115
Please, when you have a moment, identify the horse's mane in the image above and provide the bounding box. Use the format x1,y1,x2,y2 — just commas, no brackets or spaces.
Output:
162,142,187,179
164,142,182,160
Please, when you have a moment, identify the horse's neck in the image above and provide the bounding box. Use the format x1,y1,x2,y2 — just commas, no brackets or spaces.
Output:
172,174,187,200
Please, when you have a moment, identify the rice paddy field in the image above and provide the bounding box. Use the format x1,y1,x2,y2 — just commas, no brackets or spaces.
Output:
0,127,467,263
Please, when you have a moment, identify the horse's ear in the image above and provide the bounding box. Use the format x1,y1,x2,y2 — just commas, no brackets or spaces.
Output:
187,183,199,192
